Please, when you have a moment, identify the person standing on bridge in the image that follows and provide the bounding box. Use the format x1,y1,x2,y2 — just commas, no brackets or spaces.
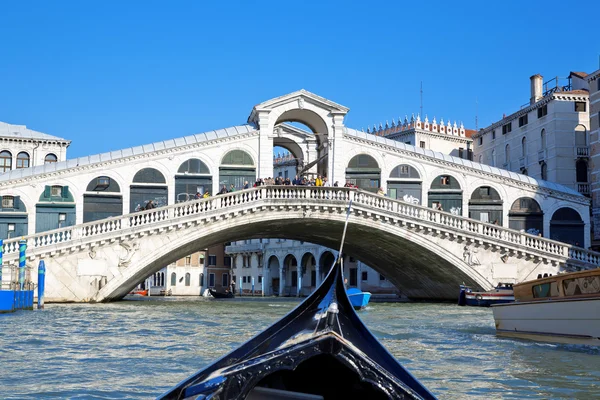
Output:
145,200,155,210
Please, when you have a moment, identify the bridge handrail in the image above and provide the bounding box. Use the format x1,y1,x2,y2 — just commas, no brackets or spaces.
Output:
0,186,597,267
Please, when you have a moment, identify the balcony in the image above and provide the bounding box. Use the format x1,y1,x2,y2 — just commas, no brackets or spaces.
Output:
537,149,546,163
225,242,264,255
578,183,590,195
519,156,527,169
576,146,589,158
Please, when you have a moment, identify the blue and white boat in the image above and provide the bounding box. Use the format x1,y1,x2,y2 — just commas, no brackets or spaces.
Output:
347,287,371,310
458,282,514,307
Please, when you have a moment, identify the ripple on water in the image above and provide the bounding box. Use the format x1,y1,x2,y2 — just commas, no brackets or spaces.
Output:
1,299,598,399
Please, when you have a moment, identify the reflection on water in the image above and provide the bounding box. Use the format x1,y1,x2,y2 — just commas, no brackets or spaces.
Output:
0,297,598,399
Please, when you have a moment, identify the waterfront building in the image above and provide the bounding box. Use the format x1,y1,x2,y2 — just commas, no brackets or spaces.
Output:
472,72,590,245
143,245,232,296
473,72,590,195
587,69,600,249
225,239,399,297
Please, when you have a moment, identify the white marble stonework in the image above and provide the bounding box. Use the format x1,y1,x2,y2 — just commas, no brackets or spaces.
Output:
0,90,595,302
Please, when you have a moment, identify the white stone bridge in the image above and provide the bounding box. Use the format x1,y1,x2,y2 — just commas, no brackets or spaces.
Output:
0,186,598,302
0,89,596,301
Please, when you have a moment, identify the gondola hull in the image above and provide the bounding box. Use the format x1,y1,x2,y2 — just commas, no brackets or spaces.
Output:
208,289,234,299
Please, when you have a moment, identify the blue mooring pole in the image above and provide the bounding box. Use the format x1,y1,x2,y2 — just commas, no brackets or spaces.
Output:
37,260,46,309
18,240,26,290
251,276,255,297
0,239,3,288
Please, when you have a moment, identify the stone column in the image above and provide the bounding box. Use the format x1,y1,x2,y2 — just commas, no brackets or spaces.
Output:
297,267,303,297
279,266,284,297
315,265,321,287
257,112,274,179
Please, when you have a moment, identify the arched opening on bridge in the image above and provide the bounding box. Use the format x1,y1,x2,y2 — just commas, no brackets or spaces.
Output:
219,150,256,192
175,158,212,202
550,207,584,246
0,195,28,239
508,197,543,235
468,186,503,224
301,252,316,294
345,154,381,193
275,109,329,178
319,251,335,281
36,185,76,232
428,175,462,214
387,164,422,204
83,176,123,223
267,255,280,296
273,144,302,183
283,254,298,297
130,168,168,212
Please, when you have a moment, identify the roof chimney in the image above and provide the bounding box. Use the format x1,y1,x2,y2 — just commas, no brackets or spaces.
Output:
530,74,543,105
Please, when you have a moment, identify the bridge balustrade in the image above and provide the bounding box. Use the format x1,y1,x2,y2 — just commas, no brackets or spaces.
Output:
0,186,597,268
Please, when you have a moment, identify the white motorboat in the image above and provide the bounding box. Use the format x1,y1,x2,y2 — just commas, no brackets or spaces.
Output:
492,268,600,345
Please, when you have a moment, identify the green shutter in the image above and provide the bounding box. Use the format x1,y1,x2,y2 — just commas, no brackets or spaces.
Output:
61,186,69,198
44,186,51,199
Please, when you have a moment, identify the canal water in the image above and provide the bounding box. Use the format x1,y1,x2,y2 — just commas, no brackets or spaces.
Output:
0,297,598,399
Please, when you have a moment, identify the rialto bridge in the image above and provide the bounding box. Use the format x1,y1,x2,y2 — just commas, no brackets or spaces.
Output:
0,90,596,302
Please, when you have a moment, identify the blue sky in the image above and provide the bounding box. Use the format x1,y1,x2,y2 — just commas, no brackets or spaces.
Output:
0,1,597,159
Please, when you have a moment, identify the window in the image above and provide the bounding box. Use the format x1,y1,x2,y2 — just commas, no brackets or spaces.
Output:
0,151,12,172
541,162,547,180
243,276,247,283
399,165,409,175
562,276,600,296
224,256,232,267
575,101,586,112
51,185,62,196
209,273,215,287
505,144,510,164
492,130,496,140
258,275,263,284
379,274,386,281
16,152,30,169
349,268,357,286
2,196,14,209
284,170,288,179
521,137,527,156
44,153,58,164
171,272,177,286
521,168,528,176
199,273,204,286
208,255,217,266
419,141,425,148
185,273,191,286
222,273,229,287
540,129,546,149
458,148,464,159
479,212,489,223
532,281,559,298
185,256,192,265
479,187,490,197
96,177,110,187
440,176,450,185
537,105,548,118
199,256,205,266
518,114,528,127
478,137,483,146
502,123,512,134
491,150,496,167
361,271,368,281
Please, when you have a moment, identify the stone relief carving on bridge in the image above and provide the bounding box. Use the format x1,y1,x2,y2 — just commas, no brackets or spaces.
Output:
463,245,480,266
118,241,140,267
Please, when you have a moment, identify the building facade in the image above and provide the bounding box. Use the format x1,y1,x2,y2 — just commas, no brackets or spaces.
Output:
587,70,600,249
0,121,70,171
225,239,399,297
473,73,590,195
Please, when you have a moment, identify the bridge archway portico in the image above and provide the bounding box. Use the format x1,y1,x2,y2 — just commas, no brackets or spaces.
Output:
248,90,349,182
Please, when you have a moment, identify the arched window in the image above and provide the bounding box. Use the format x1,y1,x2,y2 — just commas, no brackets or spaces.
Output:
541,162,547,180
0,151,12,172
505,144,510,164
44,153,58,164
185,273,191,286
199,273,204,287
491,150,496,167
478,155,483,164
170,272,177,286
521,137,527,157
541,129,546,149
16,152,30,169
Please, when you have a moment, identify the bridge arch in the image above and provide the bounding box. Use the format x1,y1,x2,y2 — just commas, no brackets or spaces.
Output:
219,149,257,191
508,197,543,235
36,184,76,232
387,163,423,203
83,175,124,223
550,207,584,246
428,173,463,214
345,153,382,193
0,194,28,239
130,167,168,212
468,186,503,225
175,158,212,202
